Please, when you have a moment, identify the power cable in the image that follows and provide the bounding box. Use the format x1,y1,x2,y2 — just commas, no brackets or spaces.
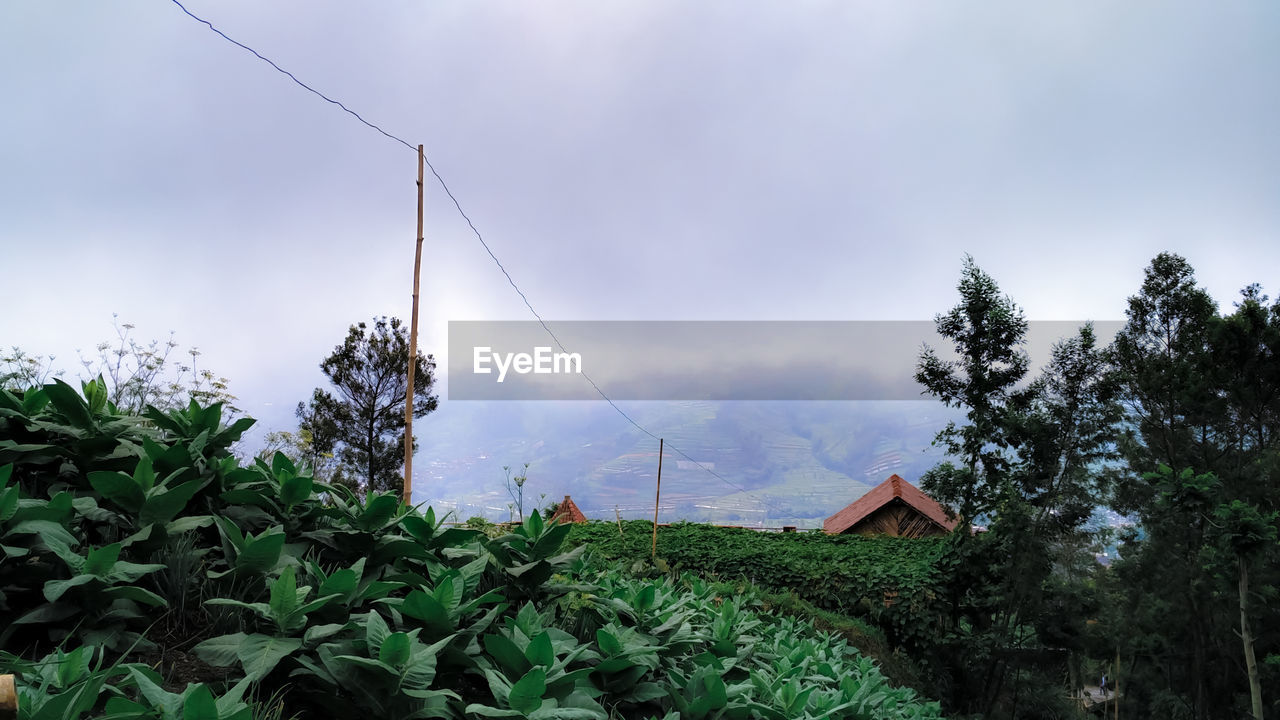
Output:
169,0,787,515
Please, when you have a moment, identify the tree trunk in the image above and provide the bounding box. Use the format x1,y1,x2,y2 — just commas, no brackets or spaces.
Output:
1239,559,1264,720
367,419,376,493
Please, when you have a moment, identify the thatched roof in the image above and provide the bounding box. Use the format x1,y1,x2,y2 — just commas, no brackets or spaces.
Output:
823,474,956,535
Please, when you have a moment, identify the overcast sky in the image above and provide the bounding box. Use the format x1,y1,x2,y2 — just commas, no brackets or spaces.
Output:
2,1,1277,440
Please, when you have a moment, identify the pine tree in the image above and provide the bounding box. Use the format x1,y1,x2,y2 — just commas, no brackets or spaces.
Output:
299,317,438,497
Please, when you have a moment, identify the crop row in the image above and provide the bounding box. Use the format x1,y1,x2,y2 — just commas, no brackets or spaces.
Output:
0,379,942,719
567,521,946,647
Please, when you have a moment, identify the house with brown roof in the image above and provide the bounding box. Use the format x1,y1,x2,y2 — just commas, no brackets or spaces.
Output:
550,495,587,524
823,474,956,538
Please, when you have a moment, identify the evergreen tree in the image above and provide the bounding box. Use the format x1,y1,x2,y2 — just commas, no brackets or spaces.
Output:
1108,254,1280,719
915,257,1118,717
915,254,1031,526
299,317,438,497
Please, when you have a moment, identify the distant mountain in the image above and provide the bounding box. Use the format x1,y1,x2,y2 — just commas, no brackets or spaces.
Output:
412,400,959,529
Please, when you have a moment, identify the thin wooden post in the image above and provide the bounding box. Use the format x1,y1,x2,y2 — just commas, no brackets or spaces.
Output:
615,505,624,535
403,144,425,506
1115,647,1120,720
0,674,17,720
651,438,664,560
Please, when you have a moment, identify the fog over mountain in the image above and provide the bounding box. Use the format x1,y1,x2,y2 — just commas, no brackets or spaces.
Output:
413,400,960,529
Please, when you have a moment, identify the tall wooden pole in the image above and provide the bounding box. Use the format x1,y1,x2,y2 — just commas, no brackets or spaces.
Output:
403,144,424,506
0,673,16,720
1115,647,1120,720
651,438,664,560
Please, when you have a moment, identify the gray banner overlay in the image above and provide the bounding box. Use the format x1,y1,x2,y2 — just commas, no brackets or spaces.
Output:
447,321,1123,401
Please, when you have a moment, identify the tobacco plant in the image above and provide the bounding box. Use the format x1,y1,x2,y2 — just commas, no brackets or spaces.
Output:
0,381,946,719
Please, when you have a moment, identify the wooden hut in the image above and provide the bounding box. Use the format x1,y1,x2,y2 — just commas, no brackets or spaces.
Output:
550,495,587,524
823,474,956,538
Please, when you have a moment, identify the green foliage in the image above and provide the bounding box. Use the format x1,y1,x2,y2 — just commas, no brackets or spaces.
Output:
297,316,438,497
1107,255,1280,719
567,521,944,646
915,254,1031,524
0,381,943,720
911,257,1122,717
488,508,585,602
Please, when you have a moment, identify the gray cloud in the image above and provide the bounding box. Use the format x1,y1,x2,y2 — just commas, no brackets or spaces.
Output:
1,1,1276,444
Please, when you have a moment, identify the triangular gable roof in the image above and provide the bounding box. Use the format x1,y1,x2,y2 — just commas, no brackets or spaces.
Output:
823,474,957,534
551,495,587,524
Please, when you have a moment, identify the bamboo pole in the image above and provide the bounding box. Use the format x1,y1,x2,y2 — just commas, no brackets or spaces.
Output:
403,144,424,506
651,438,664,560
0,674,17,720
1115,647,1120,720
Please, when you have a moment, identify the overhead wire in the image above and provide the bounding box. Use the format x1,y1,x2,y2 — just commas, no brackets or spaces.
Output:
168,0,788,515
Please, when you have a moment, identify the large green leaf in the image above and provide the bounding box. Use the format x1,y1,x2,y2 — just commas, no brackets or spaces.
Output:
20,388,50,414
596,627,623,656
43,574,96,602
280,475,313,508
525,632,555,668
357,494,400,532
105,559,167,584
508,667,547,715
399,514,437,545
84,542,122,576
237,634,303,682
379,632,412,667
464,705,524,718
528,707,606,720
144,406,187,437
0,441,66,465
530,522,573,560
182,684,220,720
71,496,115,524
302,623,347,646
268,566,301,624
436,575,464,615
88,471,144,513
54,645,93,689
193,632,249,667
506,560,553,588
400,634,453,691
1,543,29,559
318,564,360,598
140,479,205,525
166,515,214,535
216,417,255,449
129,667,184,717
270,451,296,477
0,485,20,524
524,510,545,538
133,456,156,492
235,528,285,575
5,519,79,549
102,585,168,607
484,634,533,677
365,610,392,654
401,590,450,629
44,379,95,429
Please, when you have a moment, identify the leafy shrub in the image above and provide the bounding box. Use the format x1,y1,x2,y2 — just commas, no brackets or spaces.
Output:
568,520,946,649
0,380,943,719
